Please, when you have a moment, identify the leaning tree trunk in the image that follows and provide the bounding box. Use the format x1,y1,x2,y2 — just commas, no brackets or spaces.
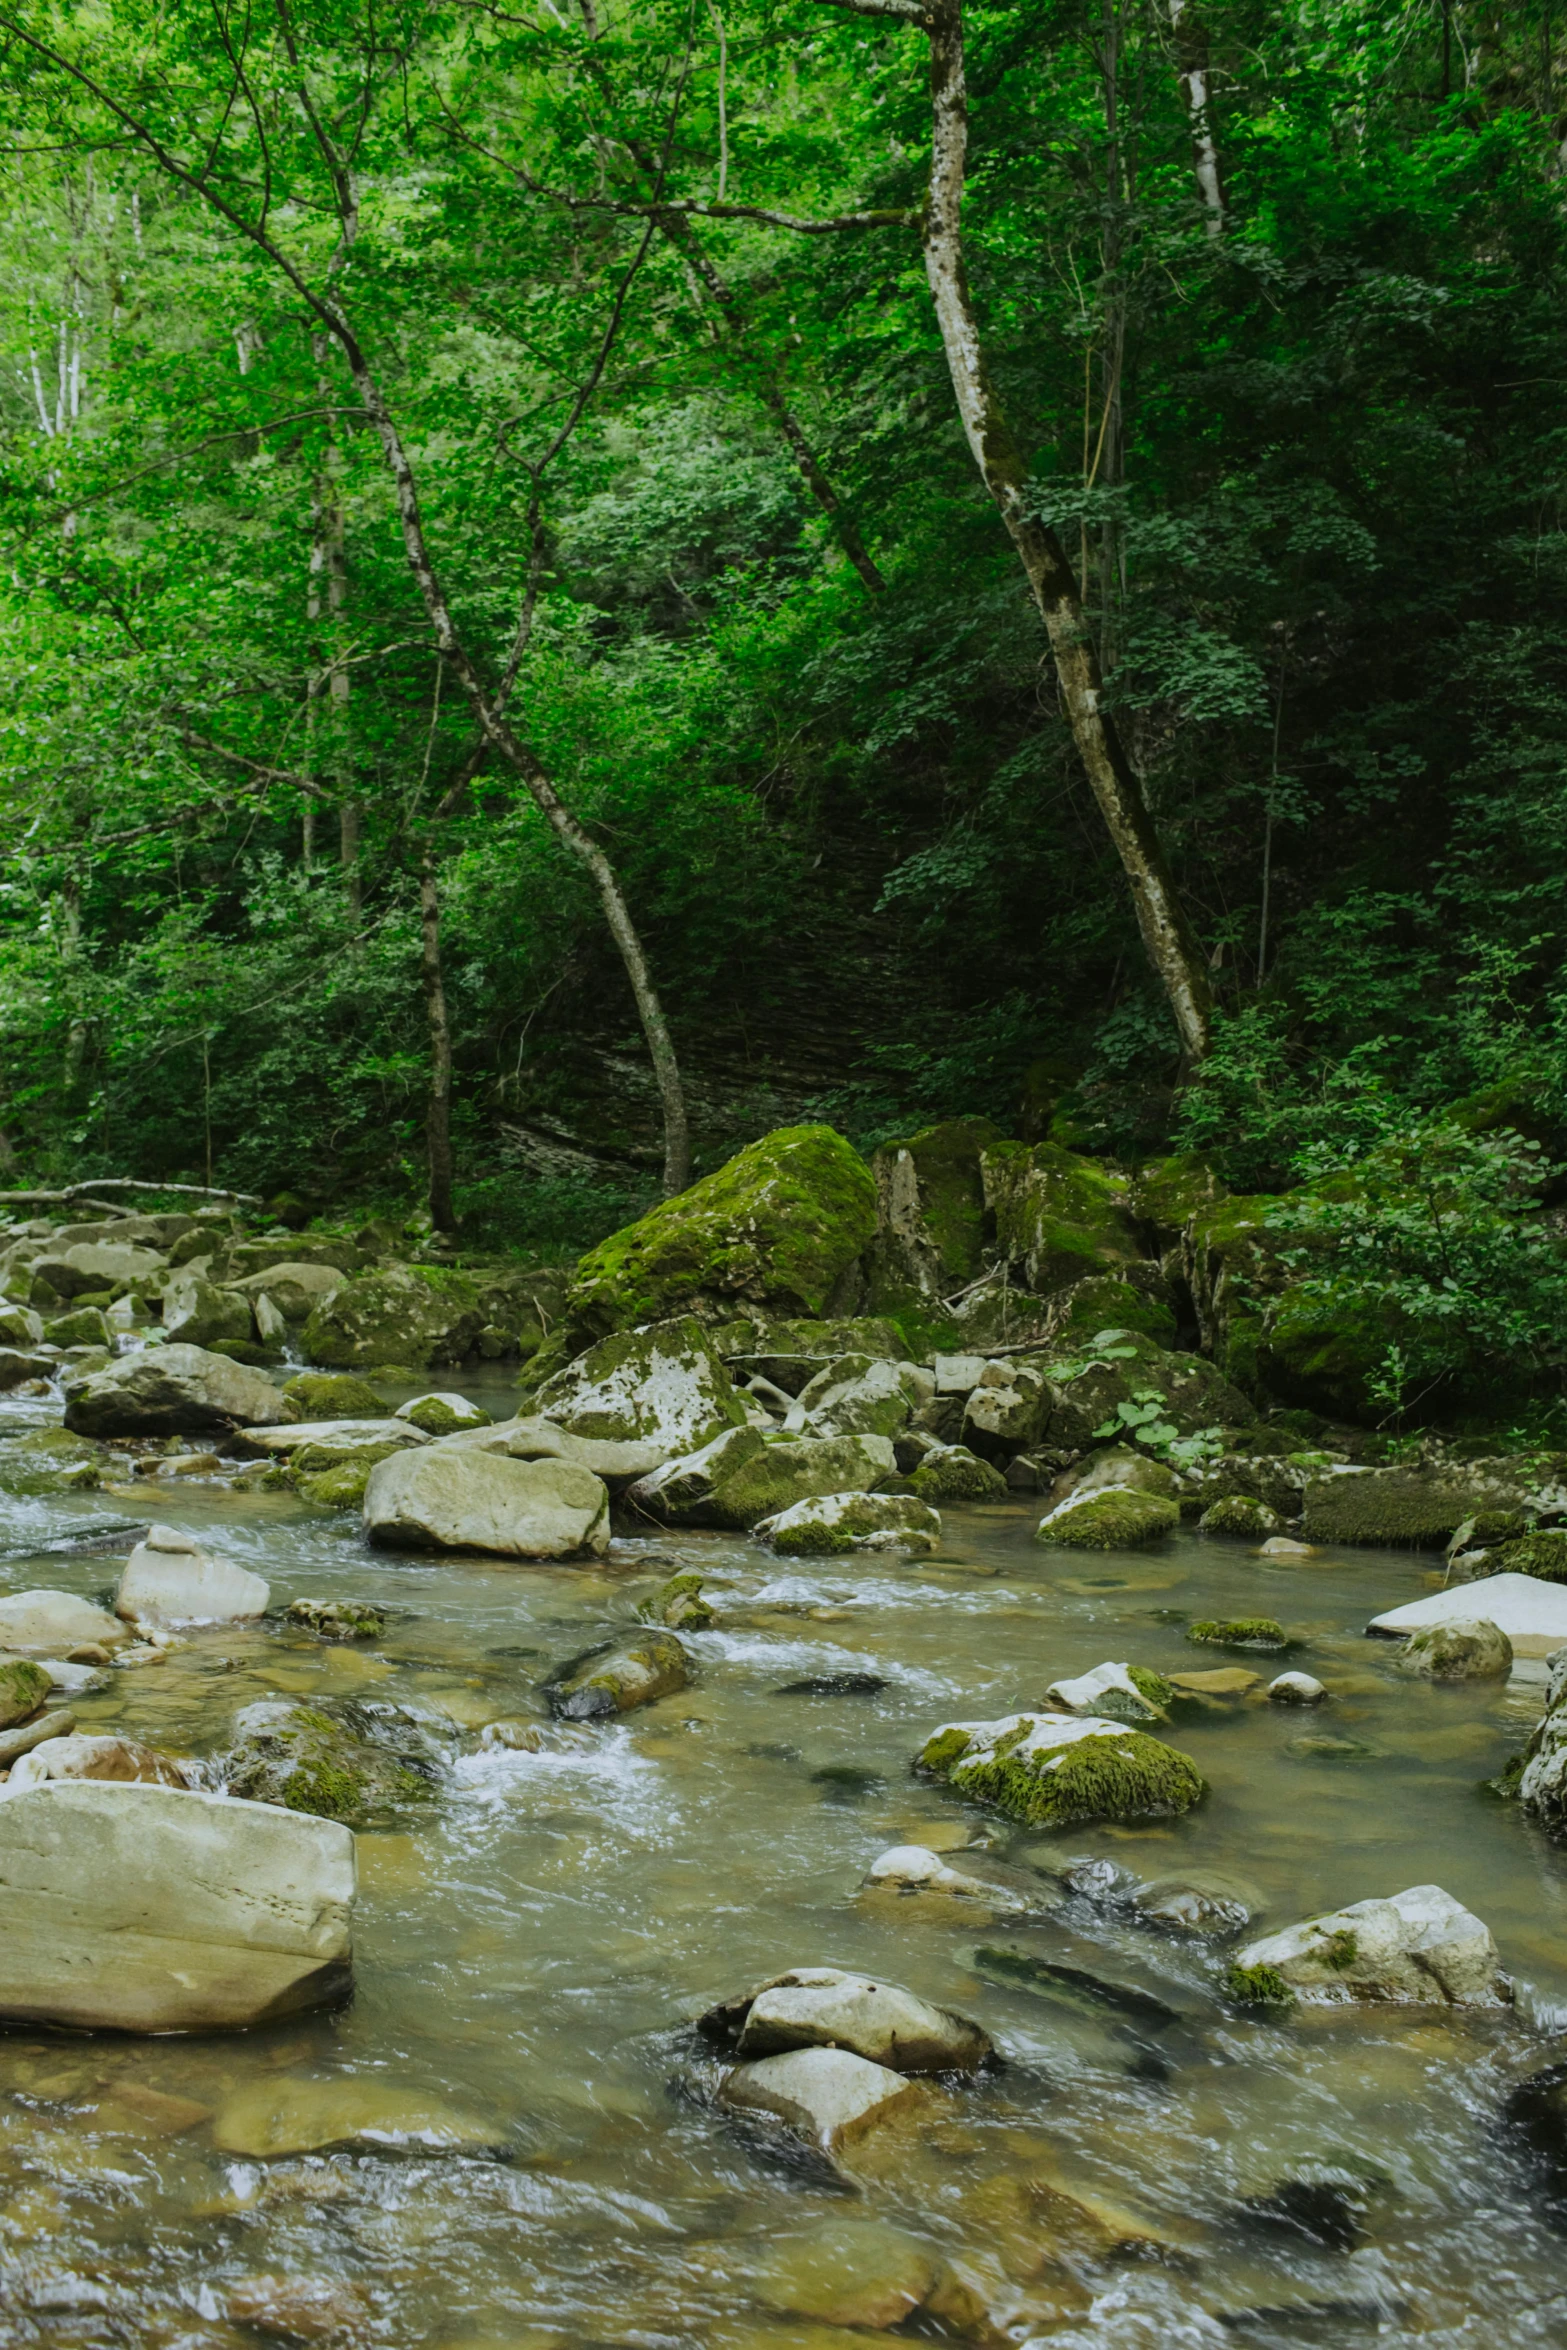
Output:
920,0,1212,1061
419,858,456,1233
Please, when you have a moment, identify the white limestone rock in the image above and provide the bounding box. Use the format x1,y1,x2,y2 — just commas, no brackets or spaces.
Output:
1368,1573,1567,1658
237,1416,429,1458
0,1780,354,2031
116,1523,269,1628
1233,1883,1504,2006
709,1964,990,2073
1045,1660,1168,1721
719,2047,923,2151
0,1591,126,1656
62,1343,290,1438
363,1447,610,1559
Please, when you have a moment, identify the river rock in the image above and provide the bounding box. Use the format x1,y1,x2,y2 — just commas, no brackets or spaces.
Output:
9,1733,191,1788
863,1845,1035,1915
45,1304,113,1348
1036,1488,1179,1549
0,1781,354,2031
751,2216,947,2330
909,1444,1008,1504
1516,1649,1567,1833
962,1363,1053,1455
0,1590,126,1655
237,1415,429,1460
636,1571,713,1630
1044,1662,1172,1721
1269,1671,1327,1704
301,1263,483,1369
364,1448,610,1558
395,1390,490,1435
232,1262,346,1321
1054,1446,1179,1503
719,2046,921,2151
214,2074,507,2157
0,1658,50,1729
0,1346,56,1390
754,1491,941,1556
1232,1883,1504,2005
533,1315,749,1451
225,2277,371,2342
0,1708,76,1765
628,1428,896,1529
1368,1573,1567,1658
1260,1536,1317,1558
62,1342,289,1436
286,1597,387,1641
547,1630,689,1719
220,1697,445,1826
116,1523,269,1627
702,1965,990,2073
281,1371,387,1418
161,1272,252,1348
34,1240,166,1299
567,1123,878,1338
1302,1468,1524,1549
1169,1666,1260,1695
918,1711,1205,1827
1395,1618,1512,1681
0,1304,44,1344
1200,1495,1285,1537
792,1353,928,1440
1131,1871,1257,1938
446,1414,665,1489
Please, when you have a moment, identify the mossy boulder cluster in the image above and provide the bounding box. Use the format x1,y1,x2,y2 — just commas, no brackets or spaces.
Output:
917,1711,1205,1828
219,1698,447,1828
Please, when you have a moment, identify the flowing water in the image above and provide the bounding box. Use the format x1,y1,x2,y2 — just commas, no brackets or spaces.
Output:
2,1373,1567,2349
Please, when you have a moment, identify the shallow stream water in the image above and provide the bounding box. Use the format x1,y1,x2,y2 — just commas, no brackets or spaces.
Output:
2,1371,1567,2349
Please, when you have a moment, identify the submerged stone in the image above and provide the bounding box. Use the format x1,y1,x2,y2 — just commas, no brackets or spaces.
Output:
719,2045,921,2152
213,2075,507,2158
220,1697,445,1827
546,1630,689,1720
917,1711,1205,1828
702,1964,990,2074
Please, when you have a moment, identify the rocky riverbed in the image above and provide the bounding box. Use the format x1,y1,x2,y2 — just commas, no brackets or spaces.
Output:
1,1355,1567,2348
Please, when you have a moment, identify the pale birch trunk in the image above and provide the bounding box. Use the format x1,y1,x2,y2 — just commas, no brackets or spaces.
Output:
920,0,1212,1061
1167,0,1225,234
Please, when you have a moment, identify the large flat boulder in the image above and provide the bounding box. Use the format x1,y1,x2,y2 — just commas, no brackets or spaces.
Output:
235,1416,428,1459
301,1264,484,1369
363,1447,610,1558
0,1780,354,2032
230,1263,345,1321
567,1123,877,1339
116,1524,269,1628
1368,1573,1567,1659
1303,1468,1525,1549
531,1316,749,1452
0,1590,127,1654
62,1343,288,1437
33,1241,167,1300
445,1415,664,1490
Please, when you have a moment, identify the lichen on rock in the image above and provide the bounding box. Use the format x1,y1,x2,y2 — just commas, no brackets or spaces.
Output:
755,1490,941,1556
1199,1495,1284,1538
532,1315,749,1452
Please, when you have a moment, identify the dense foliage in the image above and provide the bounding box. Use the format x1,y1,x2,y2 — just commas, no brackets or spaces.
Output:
2,0,1566,1265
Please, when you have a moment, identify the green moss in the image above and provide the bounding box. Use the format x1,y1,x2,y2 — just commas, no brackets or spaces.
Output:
568,1124,877,1339
282,1372,386,1419
279,1760,371,1822
1320,1928,1359,1972
1187,1617,1289,1650
1127,1666,1177,1710
709,1431,896,1527
296,1460,374,1509
0,1658,50,1727
1198,1495,1283,1537
983,1140,1141,1295
911,1448,1008,1504
1493,1529,1567,1583
917,1726,975,1776
950,1728,1205,1828
1049,1274,1177,1351
43,1306,112,1348
1300,1472,1520,1550
1223,1962,1296,2011
1129,1153,1224,1236
209,1339,280,1367
1036,1490,1180,1550
293,1439,406,1475
1484,1751,1527,1800
637,1572,713,1630
399,1395,490,1436
766,1493,940,1555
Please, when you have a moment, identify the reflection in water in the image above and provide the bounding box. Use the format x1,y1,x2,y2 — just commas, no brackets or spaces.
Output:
0,1375,1566,2345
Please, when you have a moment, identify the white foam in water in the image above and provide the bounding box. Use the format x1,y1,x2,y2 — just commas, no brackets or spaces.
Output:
449,1724,674,1838
685,1626,951,1694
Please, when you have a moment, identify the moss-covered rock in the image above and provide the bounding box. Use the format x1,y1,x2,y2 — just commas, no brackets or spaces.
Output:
302,1264,484,1369
219,1697,446,1826
713,1315,911,1388
0,1425,110,1494
861,1116,1006,1325
1188,1617,1289,1651
1258,1279,1413,1422
1181,1191,1279,1391
281,1372,387,1419
568,1124,877,1340
636,1572,714,1630
285,1597,387,1640
1046,1271,1177,1351
1199,1495,1285,1538
1492,1529,1567,1583
0,1658,50,1729
1043,1660,1175,1720
395,1392,491,1436
533,1315,749,1451
918,1710,1205,1827
44,1305,113,1349
1036,1489,1179,1550
981,1141,1141,1296
546,1630,689,1719
910,1445,1008,1504
794,1352,927,1439
1300,1470,1523,1550
1395,1619,1512,1681
1222,1961,1296,2012
296,1459,375,1509
1130,1153,1226,1240
1032,1329,1252,1452
706,1432,899,1529
756,1490,942,1556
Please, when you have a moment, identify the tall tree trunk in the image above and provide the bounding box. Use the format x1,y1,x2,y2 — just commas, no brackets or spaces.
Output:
419,858,456,1233
308,341,359,911
919,0,1212,1061
1167,0,1225,234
